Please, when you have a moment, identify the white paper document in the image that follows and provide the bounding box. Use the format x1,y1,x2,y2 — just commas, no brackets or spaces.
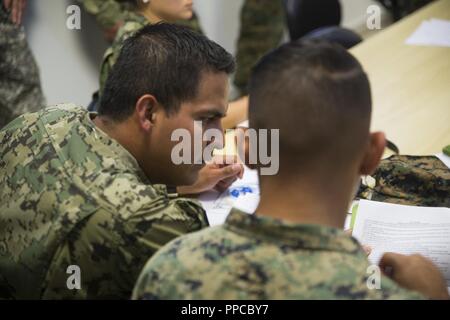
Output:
405,18,450,47
353,200,450,288
198,167,260,226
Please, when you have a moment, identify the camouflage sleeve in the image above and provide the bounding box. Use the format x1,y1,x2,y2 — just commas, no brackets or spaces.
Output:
41,198,208,299
370,275,426,300
0,5,45,129
99,46,116,95
77,0,130,29
234,0,285,96
444,145,450,156
99,19,144,94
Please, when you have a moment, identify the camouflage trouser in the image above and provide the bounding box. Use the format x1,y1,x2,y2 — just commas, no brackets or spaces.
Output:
234,0,286,96
0,5,45,129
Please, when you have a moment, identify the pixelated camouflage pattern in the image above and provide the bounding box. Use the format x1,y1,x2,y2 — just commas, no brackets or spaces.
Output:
0,104,208,299
0,4,45,129
77,0,135,28
99,14,148,95
444,145,450,157
358,155,450,207
132,209,424,300
234,0,285,96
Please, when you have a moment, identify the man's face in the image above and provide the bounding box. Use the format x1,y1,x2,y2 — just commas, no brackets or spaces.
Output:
142,71,229,186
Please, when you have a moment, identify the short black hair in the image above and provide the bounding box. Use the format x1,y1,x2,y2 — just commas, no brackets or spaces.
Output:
99,23,235,120
249,39,371,170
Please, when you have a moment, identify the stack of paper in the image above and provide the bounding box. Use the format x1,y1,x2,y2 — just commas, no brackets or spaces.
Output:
352,200,450,290
405,18,450,47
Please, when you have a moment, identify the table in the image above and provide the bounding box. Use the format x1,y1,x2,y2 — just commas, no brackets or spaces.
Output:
350,0,450,155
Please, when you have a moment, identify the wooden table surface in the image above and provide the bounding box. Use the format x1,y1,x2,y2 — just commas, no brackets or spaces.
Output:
350,0,450,155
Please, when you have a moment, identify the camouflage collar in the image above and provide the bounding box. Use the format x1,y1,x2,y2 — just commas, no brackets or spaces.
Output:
134,12,152,25
224,209,363,255
86,111,150,184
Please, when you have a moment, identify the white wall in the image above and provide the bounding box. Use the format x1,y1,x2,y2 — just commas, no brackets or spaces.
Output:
195,0,245,55
24,0,389,107
341,0,391,35
25,0,108,107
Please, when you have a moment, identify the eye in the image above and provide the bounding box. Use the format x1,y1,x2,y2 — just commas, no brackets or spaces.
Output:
200,116,215,122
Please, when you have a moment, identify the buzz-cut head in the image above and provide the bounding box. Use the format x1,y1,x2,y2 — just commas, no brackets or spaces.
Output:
249,39,372,174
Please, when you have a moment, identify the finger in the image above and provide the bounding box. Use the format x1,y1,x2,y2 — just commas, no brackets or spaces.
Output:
215,178,237,193
16,0,23,25
18,0,26,25
10,0,17,23
235,128,254,167
213,154,240,167
238,165,244,179
12,0,20,25
362,245,372,256
215,180,230,193
220,174,238,185
227,161,244,179
220,176,238,188
214,163,243,180
3,0,12,10
379,252,406,277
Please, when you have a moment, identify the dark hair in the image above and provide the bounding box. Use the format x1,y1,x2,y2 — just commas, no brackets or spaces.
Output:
99,23,235,120
249,39,372,168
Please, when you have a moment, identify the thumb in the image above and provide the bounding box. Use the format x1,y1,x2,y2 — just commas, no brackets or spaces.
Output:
379,252,405,277
214,163,243,180
4,0,12,10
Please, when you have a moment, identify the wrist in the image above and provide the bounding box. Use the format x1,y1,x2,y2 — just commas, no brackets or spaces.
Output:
176,186,198,197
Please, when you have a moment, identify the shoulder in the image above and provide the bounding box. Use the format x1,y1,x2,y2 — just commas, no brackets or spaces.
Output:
132,225,265,299
1,103,82,130
110,16,147,51
0,103,84,156
132,226,224,299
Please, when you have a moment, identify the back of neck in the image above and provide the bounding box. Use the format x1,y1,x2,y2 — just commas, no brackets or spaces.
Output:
256,173,355,229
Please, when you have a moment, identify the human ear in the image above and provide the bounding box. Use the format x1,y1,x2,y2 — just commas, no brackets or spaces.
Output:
135,94,159,131
359,132,386,175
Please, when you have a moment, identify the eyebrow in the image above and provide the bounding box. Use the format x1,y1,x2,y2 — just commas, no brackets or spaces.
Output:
195,109,226,119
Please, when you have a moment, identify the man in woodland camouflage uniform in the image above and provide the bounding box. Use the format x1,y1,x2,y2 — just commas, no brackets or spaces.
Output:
133,40,449,300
